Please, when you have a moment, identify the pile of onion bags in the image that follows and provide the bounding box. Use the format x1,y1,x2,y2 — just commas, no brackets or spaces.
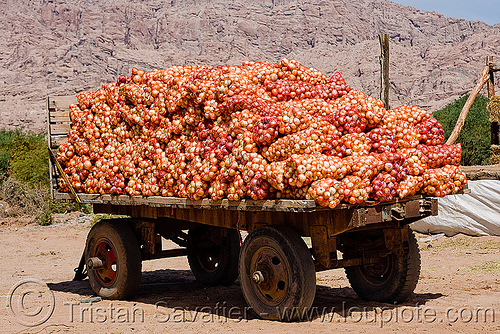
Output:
57,59,466,207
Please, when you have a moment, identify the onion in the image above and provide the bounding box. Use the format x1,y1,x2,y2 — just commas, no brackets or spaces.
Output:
263,124,339,162
370,173,397,202
419,144,461,168
339,133,371,156
276,185,310,199
341,175,372,205
422,167,454,197
253,116,280,146
367,128,396,153
441,165,467,193
398,148,428,175
397,175,424,199
307,178,344,208
285,153,347,188
262,161,287,191
389,105,431,124
57,59,466,206
343,154,383,180
372,152,408,181
416,118,445,146
247,173,275,200
325,106,366,135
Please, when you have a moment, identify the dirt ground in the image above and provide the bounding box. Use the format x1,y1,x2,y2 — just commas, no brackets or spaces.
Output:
1,213,499,334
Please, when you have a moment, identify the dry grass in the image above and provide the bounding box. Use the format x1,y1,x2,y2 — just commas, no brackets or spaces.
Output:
460,260,500,274
422,236,500,251
0,176,47,218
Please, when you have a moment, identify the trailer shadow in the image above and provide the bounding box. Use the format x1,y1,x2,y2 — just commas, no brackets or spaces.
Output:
48,269,444,322
313,285,444,321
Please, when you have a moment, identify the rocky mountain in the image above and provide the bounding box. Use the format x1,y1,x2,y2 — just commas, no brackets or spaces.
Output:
1,0,499,131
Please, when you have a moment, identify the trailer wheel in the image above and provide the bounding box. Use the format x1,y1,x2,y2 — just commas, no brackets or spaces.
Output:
344,228,420,304
85,219,141,300
187,227,240,286
239,226,316,321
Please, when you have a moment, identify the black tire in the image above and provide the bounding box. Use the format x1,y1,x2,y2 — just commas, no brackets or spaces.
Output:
344,228,420,304
187,227,240,286
85,219,142,300
239,226,316,321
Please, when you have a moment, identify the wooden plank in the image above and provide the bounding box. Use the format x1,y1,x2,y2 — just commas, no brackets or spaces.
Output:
48,96,74,200
379,33,390,110
492,122,499,145
53,191,319,212
53,189,434,216
47,96,77,110
310,225,331,268
50,135,68,148
460,164,500,180
50,115,72,123
50,123,71,135
50,110,71,117
47,97,54,198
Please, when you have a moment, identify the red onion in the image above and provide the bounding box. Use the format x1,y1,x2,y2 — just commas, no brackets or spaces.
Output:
370,173,397,202
57,59,466,206
416,118,445,146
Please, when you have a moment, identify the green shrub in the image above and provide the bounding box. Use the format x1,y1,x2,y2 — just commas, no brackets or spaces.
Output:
38,208,54,226
434,94,490,166
0,128,93,225
0,128,24,150
9,132,49,188
0,128,24,178
0,151,10,175
0,129,50,187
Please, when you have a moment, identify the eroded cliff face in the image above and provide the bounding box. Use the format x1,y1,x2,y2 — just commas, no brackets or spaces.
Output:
1,0,499,130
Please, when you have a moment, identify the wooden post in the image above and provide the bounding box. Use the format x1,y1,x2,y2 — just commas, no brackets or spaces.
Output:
487,56,495,98
379,34,390,110
487,56,498,145
489,62,500,72
446,66,490,145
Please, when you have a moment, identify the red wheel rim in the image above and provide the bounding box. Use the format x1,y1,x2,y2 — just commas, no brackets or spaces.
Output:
93,239,118,286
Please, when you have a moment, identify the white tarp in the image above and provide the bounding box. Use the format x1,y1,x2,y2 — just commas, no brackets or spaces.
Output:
411,179,500,237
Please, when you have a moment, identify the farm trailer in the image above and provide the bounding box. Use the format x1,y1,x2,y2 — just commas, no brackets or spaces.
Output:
48,95,444,321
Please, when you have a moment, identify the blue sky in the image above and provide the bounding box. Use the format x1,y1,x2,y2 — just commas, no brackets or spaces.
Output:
391,0,499,25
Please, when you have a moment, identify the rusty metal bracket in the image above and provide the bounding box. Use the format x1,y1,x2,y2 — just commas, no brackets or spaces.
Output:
390,206,406,221
141,221,158,254
348,208,367,228
383,227,409,257
310,225,337,269
73,251,87,281
419,198,438,216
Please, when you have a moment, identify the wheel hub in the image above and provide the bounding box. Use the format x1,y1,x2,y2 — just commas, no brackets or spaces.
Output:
252,270,266,284
93,239,118,286
250,246,289,306
196,244,222,273
87,257,104,269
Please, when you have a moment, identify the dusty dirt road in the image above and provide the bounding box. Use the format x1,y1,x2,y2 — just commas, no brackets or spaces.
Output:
1,213,499,334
